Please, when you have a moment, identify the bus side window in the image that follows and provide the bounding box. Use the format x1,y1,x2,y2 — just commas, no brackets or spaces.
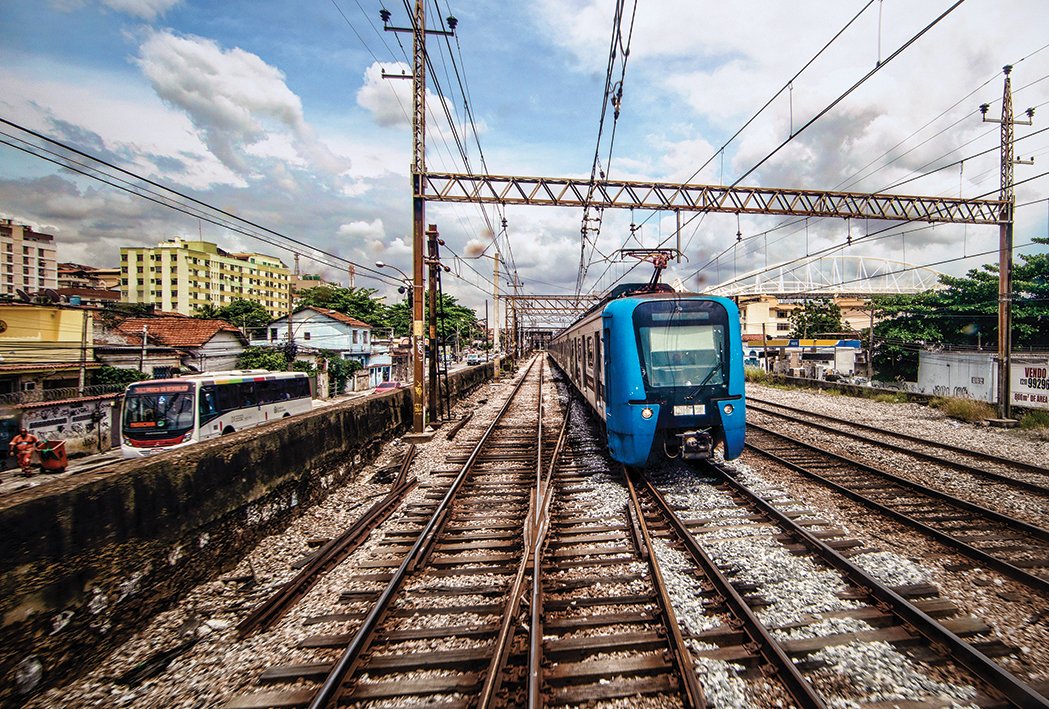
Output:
257,381,273,405
240,382,256,407
199,386,218,418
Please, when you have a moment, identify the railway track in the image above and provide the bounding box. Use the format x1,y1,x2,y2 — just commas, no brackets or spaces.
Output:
643,460,1049,708
748,396,1049,497
228,357,559,708
213,366,1049,707
746,424,1049,595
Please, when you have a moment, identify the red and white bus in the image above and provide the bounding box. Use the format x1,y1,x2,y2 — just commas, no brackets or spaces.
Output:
121,370,313,458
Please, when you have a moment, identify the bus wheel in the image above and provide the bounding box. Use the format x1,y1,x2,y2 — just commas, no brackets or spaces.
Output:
282,413,290,418
222,426,235,435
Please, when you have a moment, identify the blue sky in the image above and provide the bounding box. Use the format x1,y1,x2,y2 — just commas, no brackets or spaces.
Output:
1,0,1047,313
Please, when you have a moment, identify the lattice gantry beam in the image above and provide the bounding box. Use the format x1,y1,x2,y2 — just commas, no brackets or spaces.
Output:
421,172,1005,225
506,294,601,329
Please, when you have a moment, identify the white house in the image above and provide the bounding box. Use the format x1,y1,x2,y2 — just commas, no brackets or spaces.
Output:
252,307,392,388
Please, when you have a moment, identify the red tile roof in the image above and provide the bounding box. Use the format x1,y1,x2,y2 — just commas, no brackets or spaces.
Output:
57,287,120,300
115,317,247,348
301,307,371,328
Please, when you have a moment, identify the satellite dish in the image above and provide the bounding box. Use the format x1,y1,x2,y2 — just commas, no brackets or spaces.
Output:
15,289,31,302
44,288,60,303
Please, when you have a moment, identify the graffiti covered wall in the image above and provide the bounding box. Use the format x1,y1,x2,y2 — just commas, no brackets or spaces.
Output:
19,397,117,457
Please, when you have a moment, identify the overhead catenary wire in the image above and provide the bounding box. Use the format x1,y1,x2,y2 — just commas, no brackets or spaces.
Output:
0,117,401,286
657,0,972,286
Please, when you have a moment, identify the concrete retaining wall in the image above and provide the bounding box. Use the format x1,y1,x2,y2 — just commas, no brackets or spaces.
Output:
0,365,490,701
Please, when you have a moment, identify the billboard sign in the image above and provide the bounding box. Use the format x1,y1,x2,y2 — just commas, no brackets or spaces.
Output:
1012,359,1049,410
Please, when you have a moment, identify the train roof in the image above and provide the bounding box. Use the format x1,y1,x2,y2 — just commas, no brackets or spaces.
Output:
555,283,722,336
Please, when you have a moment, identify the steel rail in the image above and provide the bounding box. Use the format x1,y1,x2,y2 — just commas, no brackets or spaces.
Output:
478,359,547,708
528,398,571,709
623,467,706,709
707,460,1049,708
306,358,539,709
639,477,827,709
746,431,1049,595
235,445,418,638
748,399,1049,495
748,423,1049,542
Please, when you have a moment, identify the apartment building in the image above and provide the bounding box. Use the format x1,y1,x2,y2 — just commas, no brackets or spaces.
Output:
120,238,291,319
0,219,58,296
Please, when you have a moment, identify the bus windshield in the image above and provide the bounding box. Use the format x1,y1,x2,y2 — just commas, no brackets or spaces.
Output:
123,383,196,435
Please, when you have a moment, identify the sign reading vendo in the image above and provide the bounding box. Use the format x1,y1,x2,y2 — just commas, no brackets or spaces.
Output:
1011,359,1049,410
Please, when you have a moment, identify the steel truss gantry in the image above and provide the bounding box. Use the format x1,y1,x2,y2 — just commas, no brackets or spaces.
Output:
504,294,603,330
421,172,1005,224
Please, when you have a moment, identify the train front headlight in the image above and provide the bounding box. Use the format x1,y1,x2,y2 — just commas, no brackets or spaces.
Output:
723,403,734,415
640,407,654,420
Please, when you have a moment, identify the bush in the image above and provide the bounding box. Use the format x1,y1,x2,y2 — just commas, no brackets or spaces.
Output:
744,366,769,383
871,393,909,404
930,396,996,423
1020,409,1049,430
94,365,150,387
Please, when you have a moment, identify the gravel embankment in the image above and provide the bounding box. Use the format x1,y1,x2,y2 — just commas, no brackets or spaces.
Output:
25,374,524,709
739,383,1049,692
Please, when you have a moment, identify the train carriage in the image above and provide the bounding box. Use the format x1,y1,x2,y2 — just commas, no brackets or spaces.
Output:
549,285,745,467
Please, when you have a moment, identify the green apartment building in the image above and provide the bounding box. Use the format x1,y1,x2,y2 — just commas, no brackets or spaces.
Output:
120,238,291,319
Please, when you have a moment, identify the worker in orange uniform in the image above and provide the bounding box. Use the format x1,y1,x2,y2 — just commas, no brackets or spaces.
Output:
9,427,40,477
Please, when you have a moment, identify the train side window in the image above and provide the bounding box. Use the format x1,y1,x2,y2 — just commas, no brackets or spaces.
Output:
595,333,603,401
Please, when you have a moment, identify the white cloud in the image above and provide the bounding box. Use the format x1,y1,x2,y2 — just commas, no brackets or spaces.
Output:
356,62,413,128
337,218,386,242
137,30,348,175
102,0,180,21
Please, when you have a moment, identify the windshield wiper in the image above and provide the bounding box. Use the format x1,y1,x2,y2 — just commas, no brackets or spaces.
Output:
684,365,721,400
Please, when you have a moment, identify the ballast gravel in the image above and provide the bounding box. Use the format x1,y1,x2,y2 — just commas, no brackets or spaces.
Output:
21,372,1049,707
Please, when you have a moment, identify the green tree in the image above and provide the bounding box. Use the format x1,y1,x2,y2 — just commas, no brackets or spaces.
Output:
297,286,388,327
218,299,272,329
94,365,150,387
871,238,1049,380
323,352,363,393
787,298,846,338
193,303,221,319
237,346,289,371
195,298,271,329
385,293,479,341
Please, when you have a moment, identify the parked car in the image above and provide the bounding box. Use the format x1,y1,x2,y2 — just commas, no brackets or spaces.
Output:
373,381,402,394
465,353,481,366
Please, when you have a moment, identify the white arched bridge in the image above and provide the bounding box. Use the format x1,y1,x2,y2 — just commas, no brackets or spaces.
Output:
705,255,945,297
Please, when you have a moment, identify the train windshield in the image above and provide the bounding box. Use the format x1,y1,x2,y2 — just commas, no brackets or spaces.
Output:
123,382,197,437
634,300,728,390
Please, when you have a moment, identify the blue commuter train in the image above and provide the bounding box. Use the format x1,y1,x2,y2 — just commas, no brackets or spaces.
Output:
548,285,746,467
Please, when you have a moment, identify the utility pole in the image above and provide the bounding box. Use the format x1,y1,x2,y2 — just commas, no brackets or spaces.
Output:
139,324,148,375
492,250,501,379
867,305,875,380
381,2,455,433
287,278,294,350
78,307,89,395
980,65,1035,419
508,270,524,359
427,224,440,421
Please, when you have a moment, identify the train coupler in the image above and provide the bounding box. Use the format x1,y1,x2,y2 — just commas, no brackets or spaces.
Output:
677,430,713,460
